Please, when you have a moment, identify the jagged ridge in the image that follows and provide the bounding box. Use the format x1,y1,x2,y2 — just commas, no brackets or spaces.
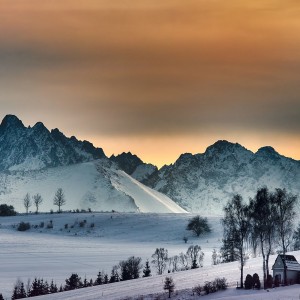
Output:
0,115,105,171
143,140,300,214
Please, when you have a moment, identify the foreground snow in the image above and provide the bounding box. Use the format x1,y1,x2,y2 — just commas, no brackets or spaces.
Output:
0,213,299,300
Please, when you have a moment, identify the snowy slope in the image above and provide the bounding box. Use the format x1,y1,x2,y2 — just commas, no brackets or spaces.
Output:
145,140,300,214
109,169,187,213
0,213,299,300
0,159,186,214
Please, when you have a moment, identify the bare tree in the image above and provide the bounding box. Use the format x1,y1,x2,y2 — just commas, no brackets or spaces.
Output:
23,193,32,215
151,248,168,275
186,245,204,269
222,194,250,289
272,188,297,285
53,188,66,213
249,187,276,288
33,193,43,214
178,252,189,270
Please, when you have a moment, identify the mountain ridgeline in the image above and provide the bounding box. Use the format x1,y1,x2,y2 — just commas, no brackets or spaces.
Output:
0,115,299,214
0,115,105,171
143,140,300,213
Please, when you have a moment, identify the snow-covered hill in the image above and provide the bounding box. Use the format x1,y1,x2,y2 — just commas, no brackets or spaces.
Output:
0,159,186,214
0,115,185,214
0,213,299,300
144,140,300,214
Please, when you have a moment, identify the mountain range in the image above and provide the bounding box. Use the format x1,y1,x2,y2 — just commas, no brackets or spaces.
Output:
0,114,299,214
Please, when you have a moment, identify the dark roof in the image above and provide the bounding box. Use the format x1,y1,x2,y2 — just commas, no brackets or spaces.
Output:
279,255,297,262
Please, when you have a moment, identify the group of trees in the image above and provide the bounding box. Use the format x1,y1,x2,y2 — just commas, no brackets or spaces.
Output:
6,245,206,299
221,187,298,289
152,246,205,275
23,188,66,214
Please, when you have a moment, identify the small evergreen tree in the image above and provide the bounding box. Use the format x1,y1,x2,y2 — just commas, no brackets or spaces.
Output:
94,272,103,285
103,274,109,284
65,273,82,290
49,280,58,293
253,273,261,289
164,277,175,298
12,279,27,299
0,293,4,300
244,274,253,290
143,260,151,277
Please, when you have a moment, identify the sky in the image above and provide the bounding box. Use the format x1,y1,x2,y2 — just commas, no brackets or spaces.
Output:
0,0,300,167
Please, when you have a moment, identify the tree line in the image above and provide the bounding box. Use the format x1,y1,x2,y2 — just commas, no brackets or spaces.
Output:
2,244,206,299
221,187,298,289
23,188,66,214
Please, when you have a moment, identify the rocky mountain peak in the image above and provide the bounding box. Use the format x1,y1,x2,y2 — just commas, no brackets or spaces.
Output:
0,115,106,171
0,114,25,131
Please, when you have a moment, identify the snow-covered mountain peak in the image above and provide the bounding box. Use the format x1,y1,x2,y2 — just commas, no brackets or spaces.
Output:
0,115,106,171
144,141,300,214
110,151,157,181
204,140,251,158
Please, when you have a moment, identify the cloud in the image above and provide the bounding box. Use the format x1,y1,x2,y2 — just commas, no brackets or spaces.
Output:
0,0,300,155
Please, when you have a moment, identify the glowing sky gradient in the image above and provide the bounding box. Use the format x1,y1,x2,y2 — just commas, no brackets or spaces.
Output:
1,0,300,167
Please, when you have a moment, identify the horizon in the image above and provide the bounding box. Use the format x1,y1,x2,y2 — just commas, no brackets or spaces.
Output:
0,113,298,168
1,1,300,167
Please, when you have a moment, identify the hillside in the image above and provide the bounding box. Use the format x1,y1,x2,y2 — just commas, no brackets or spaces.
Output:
0,213,299,299
0,159,186,214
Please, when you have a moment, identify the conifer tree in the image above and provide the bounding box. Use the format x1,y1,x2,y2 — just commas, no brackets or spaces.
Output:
143,260,151,277
164,277,175,298
94,271,103,285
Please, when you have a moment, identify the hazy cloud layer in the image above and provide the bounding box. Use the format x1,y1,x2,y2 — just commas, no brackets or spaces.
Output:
1,0,300,165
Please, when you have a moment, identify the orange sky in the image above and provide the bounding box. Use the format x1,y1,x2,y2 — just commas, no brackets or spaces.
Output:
0,0,300,167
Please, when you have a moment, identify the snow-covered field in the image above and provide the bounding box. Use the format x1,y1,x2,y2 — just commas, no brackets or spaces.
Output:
0,212,299,300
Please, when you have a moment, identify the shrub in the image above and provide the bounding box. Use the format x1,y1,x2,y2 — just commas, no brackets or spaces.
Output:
90,223,95,228
194,277,227,296
0,204,16,216
203,281,212,294
17,222,31,231
244,274,253,290
265,274,273,289
253,273,261,289
79,221,85,227
46,221,53,229
193,285,202,296
215,277,227,290
39,221,44,228
65,224,68,229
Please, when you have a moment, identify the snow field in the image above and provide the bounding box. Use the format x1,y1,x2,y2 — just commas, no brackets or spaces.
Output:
1,212,299,299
